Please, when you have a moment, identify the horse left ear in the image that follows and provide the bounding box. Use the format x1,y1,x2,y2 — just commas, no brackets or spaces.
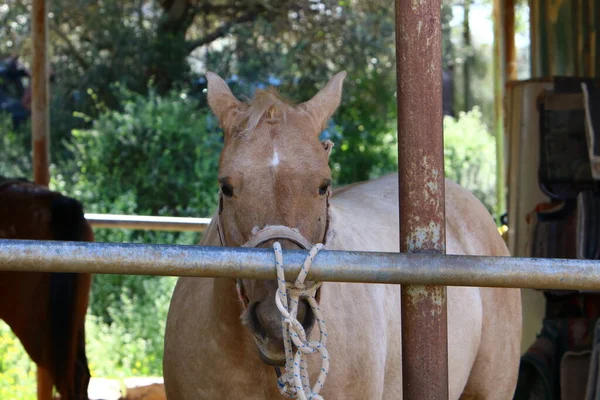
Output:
206,71,241,132
300,71,346,132
322,140,334,156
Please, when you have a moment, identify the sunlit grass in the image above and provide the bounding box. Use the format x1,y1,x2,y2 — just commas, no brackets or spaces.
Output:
0,321,36,400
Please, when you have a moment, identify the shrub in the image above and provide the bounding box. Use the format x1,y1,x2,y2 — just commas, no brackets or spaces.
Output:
443,107,497,214
0,114,32,179
59,83,222,226
85,277,177,378
0,322,36,400
52,84,223,377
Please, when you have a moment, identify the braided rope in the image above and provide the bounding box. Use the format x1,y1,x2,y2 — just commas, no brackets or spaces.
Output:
274,242,329,400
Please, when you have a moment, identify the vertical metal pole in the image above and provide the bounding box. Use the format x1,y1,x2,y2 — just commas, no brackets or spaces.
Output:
494,0,507,225
593,0,600,77
395,0,448,398
32,1,53,398
504,0,517,81
529,0,539,77
32,0,50,186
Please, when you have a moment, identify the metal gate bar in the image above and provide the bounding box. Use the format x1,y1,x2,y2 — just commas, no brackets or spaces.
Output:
2,239,600,290
85,214,210,232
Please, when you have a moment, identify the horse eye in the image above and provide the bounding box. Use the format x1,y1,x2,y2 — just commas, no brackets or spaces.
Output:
219,178,234,198
221,183,234,198
319,180,331,196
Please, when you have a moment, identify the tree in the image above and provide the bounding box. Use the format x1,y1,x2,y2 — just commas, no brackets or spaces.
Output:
462,0,473,111
208,6,399,184
2,0,402,184
2,1,388,99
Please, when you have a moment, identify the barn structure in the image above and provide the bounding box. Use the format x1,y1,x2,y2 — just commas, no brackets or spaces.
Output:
499,0,600,398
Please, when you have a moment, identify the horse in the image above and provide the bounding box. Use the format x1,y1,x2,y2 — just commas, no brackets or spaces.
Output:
163,72,522,399
0,177,93,400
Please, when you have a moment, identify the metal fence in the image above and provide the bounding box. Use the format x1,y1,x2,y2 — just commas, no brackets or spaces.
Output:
85,214,210,232
2,239,600,291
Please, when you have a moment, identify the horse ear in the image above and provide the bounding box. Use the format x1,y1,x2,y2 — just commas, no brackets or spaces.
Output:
300,71,347,132
322,140,334,156
206,71,241,130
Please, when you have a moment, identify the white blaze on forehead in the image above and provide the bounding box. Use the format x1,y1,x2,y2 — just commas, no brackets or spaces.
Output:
270,150,280,167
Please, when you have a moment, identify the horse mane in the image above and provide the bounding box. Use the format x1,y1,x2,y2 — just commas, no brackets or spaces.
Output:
235,88,295,135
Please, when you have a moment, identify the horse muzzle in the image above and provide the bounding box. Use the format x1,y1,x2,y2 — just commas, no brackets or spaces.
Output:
237,225,321,366
244,294,316,366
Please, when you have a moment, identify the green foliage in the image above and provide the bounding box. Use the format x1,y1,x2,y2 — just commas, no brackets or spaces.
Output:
452,41,495,127
0,322,36,400
44,84,219,380
0,275,174,394
85,277,177,378
0,3,30,56
54,85,221,326
58,84,221,227
442,0,455,71
444,107,496,213
210,6,399,185
0,114,32,179
328,69,398,185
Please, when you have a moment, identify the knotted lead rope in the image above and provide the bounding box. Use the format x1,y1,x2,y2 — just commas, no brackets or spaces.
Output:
273,242,329,400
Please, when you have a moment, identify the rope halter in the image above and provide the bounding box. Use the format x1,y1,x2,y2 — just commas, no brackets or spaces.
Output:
214,190,332,399
273,242,329,400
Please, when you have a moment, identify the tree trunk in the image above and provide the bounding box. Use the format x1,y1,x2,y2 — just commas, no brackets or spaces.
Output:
463,0,472,111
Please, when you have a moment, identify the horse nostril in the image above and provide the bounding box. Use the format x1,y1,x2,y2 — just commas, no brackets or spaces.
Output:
246,298,315,341
248,301,267,339
298,299,316,332
254,299,285,340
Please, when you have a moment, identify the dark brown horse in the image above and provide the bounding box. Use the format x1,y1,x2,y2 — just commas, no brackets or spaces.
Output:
0,176,92,400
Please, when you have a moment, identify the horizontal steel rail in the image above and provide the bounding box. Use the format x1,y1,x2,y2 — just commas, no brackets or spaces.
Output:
85,213,210,232
1,239,599,290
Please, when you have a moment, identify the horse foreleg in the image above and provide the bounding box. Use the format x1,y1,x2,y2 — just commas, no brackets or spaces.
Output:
74,327,91,400
37,366,53,400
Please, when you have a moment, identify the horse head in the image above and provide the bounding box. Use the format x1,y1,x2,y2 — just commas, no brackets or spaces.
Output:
206,71,346,365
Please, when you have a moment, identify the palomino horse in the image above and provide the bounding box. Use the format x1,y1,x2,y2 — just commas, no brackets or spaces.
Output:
0,177,92,399
163,72,522,399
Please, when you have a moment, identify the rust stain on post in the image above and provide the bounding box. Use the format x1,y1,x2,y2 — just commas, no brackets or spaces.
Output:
395,0,448,396
32,0,50,187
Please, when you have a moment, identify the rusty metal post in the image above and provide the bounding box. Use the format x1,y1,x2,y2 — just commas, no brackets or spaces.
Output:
32,2,52,398
493,0,507,225
504,0,517,81
32,0,50,186
395,0,448,397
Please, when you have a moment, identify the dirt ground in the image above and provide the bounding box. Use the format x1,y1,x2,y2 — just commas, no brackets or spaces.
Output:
120,383,165,400
88,377,165,400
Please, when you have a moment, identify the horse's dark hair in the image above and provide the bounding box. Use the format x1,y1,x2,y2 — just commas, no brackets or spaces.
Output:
49,194,91,399
0,176,92,399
